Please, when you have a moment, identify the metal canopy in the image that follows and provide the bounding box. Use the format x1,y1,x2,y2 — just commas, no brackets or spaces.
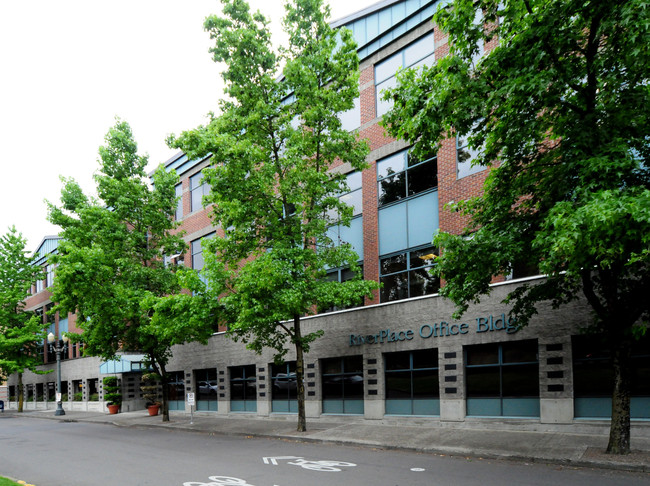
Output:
99,354,147,374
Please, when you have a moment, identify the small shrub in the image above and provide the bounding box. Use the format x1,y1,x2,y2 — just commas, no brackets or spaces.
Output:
103,376,122,405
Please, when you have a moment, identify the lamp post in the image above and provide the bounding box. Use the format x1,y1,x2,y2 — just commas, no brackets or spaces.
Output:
47,332,69,416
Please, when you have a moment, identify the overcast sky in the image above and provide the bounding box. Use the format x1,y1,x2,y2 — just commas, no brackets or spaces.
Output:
0,0,374,251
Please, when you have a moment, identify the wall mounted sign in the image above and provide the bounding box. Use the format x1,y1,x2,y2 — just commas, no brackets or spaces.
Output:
349,313,518,347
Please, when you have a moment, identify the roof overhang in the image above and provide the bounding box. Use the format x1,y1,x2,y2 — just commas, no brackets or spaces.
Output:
99,354,148,374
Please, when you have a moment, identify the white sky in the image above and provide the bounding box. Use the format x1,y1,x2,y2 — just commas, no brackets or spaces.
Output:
0,0,375,251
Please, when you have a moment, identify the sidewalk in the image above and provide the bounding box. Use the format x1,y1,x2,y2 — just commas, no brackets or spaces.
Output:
9,409,650,473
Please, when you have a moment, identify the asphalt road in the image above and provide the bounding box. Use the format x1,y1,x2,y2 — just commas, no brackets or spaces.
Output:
0,416,648,486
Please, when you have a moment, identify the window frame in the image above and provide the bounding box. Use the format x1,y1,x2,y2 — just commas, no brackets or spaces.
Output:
379,245,439,303
374,32,435,118
464,340,540,417
190,170,209,212
175,183,183,220
377,149,437,207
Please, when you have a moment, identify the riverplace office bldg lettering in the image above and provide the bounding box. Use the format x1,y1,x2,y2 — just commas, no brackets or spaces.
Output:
349,314,518,346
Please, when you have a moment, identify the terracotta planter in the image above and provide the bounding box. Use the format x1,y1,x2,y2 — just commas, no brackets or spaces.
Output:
147,404,160,416
107,404,120,414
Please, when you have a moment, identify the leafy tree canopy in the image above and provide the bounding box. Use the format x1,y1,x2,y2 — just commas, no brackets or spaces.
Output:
48,120,217,421
0,227,47,381
382,0,650,453
172,0,378,431
172,0,377,359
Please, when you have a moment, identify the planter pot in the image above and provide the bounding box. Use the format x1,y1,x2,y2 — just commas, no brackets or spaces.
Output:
148,404,160,416
107,404,120,414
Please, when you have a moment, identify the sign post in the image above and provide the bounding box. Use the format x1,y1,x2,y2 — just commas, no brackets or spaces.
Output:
187,392,195,424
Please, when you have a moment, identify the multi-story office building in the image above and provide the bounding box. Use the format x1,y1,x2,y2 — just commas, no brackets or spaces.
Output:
8,0,649,426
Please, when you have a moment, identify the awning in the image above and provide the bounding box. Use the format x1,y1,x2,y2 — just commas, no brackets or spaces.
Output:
99,354,148,374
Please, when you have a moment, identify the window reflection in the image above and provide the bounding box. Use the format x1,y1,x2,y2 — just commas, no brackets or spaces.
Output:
377,149,437,206
380,246,439,303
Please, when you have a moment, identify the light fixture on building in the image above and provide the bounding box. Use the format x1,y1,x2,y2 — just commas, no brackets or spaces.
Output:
47,332,70,416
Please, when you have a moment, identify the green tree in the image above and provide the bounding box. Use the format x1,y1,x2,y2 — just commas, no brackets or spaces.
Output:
382,0,650,454
171,0,377,432
48,120,217,422
0,227,48,412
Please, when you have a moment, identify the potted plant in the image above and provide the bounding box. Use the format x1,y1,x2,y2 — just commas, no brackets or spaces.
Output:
103,376,122,414
140,372,161,416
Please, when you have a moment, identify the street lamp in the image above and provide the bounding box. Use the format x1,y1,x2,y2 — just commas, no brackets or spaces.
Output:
47,332,69,416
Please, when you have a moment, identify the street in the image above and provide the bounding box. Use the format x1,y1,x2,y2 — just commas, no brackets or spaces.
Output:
0,416,647,486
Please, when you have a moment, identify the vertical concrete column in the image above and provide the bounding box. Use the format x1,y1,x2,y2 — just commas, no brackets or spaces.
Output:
439,344,466,422
539,335,574,424
364,348,385,420
256,362,270,416
184,371,193,413
305,359,321,418
187,369,197,413
217,365,230,415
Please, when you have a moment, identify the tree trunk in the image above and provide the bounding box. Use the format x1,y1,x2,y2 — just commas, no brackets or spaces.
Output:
160,366,170,423
17,373,23,413
607,339,632,454
294,314,307,433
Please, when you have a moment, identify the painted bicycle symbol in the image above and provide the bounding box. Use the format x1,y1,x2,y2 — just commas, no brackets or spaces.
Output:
183,476,257,486
183,456,357,484
263,455,356,472
286,458,356,472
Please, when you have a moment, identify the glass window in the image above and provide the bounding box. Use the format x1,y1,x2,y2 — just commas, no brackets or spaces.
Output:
471,9,485,68
175,183,183,220
327,171,364,260
340,171,363,216
375,32,435,117
456,132,486,179
190,171,210,212
319,265,364,313
573,335,650,398
271,362,297,402
195,368,219,411
456,117,488,179
385,350,439,400
380,246,439,303
46,264,55,288
191,232,215,272
329,171,363,221
377,149,437,207
168,371,185,403
321,356,364,401
465,340,539,415
339,97,361,132
229,365,256,401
